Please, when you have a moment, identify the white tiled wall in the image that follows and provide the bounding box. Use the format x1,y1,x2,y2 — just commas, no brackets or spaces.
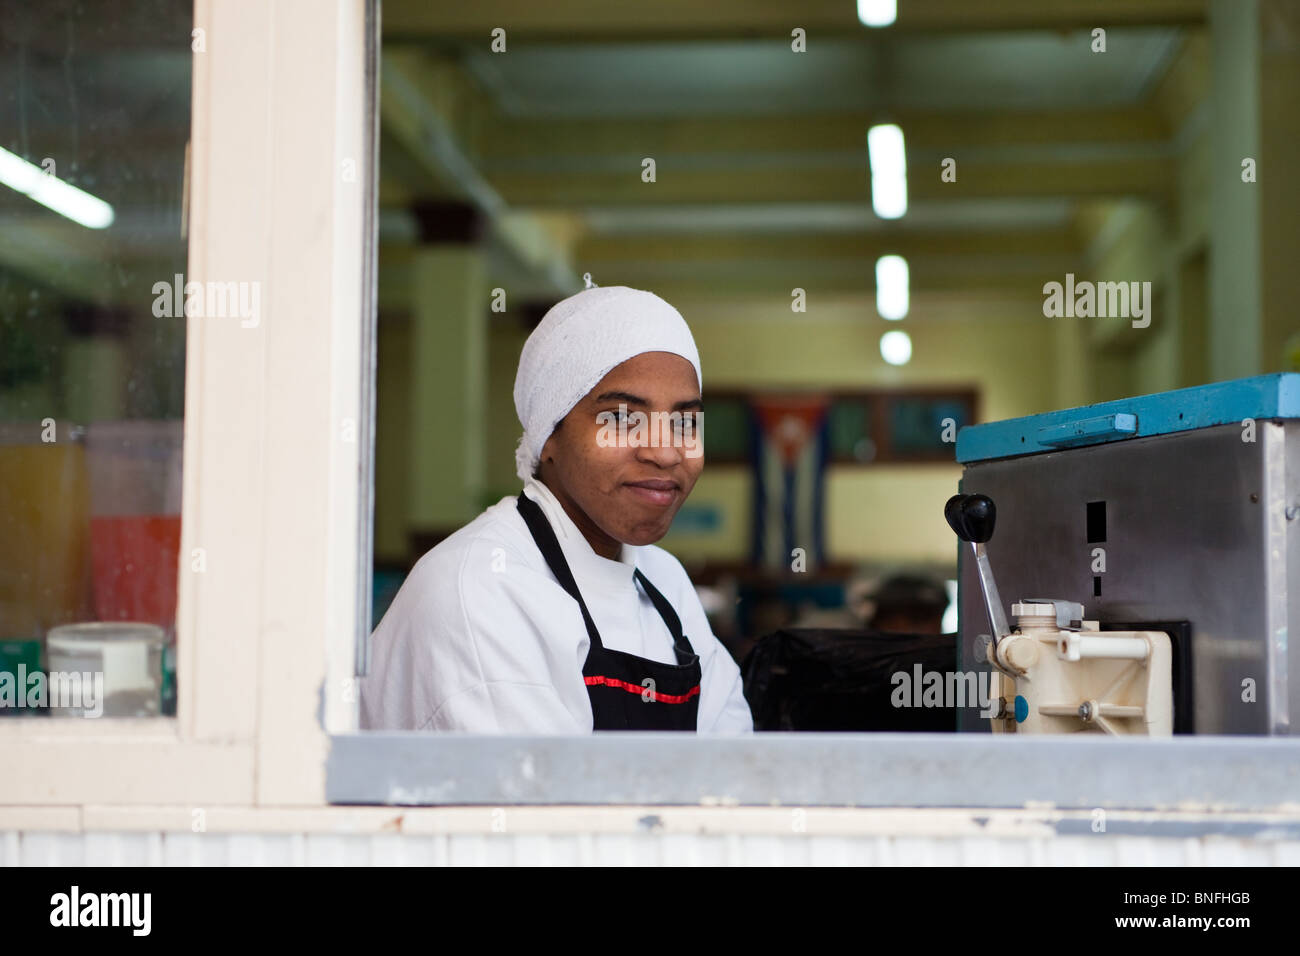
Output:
6,830,1300,866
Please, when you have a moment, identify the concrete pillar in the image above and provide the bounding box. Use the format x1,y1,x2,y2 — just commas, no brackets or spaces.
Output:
407,236,489,534
1259,0,1300,371
1177,249,1210,386
1208,0,1262,381
1053,314,1091,410
1207,0,1299,380
64,336,127,422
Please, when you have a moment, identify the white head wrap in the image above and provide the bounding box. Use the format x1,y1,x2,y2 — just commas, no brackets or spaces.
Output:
513,285,702,484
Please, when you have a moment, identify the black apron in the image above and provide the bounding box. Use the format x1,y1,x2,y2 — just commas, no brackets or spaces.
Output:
516,492,700,731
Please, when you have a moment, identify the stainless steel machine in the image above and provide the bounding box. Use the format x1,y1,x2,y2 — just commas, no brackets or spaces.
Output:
953,373,1300,735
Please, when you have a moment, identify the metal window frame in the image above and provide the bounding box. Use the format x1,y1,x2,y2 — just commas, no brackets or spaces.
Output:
326,732,1300,811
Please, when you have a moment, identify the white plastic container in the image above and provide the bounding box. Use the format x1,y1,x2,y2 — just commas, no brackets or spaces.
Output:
45,622,165,718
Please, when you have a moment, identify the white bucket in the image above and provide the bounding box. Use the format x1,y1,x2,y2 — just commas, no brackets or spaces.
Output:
45,622,166,718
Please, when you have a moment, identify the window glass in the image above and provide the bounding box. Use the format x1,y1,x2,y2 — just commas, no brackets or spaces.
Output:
0,0,191,718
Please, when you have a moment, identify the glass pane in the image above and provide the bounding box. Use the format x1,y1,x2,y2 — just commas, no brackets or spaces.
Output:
700,395,750,462
828,398,873,462
0,1,191,718
888,395,971,457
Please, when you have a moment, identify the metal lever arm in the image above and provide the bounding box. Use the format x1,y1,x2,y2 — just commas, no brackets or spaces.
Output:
971,541,1010,643
945,494,1017,679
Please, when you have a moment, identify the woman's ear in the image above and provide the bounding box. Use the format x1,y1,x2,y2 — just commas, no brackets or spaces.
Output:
539,419,562,466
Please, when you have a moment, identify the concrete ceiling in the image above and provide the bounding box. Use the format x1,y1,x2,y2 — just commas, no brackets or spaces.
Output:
459,31,1182,118
378,1,1209,302
0,0,1213,308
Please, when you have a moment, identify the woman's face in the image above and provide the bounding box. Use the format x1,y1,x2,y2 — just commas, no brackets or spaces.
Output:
538,351,704,558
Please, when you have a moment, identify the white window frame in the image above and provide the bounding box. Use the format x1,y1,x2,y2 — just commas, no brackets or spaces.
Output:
0,0,368,807
6,0,1298,818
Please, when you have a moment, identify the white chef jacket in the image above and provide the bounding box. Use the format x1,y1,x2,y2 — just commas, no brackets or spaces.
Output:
359,476,754,733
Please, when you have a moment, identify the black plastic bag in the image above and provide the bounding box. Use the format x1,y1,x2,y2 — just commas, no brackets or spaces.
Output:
740,628,962,732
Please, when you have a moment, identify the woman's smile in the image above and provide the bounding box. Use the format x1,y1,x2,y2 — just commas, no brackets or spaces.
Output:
624,478,680,507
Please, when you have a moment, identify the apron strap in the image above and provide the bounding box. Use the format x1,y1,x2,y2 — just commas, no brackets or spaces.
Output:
634,568,695,660
516,492,604,650
516,492,697,662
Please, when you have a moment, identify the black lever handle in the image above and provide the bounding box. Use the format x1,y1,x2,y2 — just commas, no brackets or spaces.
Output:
944,493,997,543
943,494,966,539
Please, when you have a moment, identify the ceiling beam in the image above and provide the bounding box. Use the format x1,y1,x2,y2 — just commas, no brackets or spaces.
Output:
380,50,580,294
576,229,1082,263
478,108,1171,165
484,157,1174,206
384,0,1206,41
379,227,1083,304
572,229,1079,297
379,253,1062,303
1150,30,1210,131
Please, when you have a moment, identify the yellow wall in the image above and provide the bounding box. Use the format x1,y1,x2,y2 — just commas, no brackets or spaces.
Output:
469,292,1058,568
666,293,1056,566
680,293,1056,418
1084,128,1214,403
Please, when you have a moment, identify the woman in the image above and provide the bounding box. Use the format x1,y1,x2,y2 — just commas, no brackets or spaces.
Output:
360,283,753,733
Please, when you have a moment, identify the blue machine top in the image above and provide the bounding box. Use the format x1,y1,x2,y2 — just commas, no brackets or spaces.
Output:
956,373,1300,463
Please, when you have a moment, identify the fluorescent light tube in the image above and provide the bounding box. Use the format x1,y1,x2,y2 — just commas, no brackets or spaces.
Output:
876,254,909,320
0,146,115,229
857,0,897,28
868,123,907,219
880,329,912,366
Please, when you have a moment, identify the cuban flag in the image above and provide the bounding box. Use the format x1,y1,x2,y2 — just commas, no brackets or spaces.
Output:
749,396,831,572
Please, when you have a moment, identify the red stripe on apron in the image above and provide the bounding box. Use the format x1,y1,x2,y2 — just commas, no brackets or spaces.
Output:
584,675,701,704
